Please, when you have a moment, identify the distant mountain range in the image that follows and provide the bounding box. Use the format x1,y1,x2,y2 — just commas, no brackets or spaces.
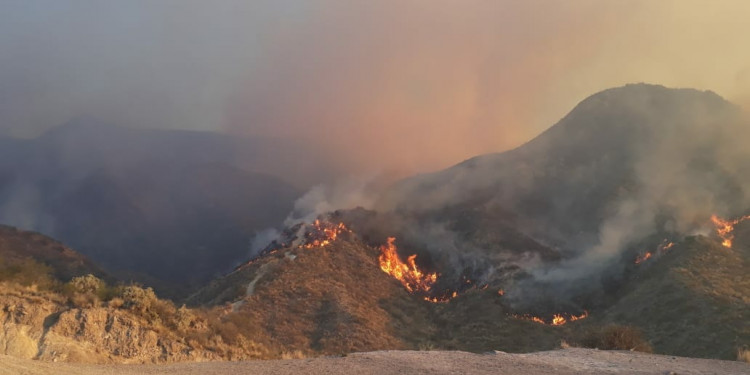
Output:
0,120,332,295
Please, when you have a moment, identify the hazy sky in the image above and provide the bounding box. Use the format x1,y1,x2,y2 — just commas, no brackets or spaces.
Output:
1,1,749,174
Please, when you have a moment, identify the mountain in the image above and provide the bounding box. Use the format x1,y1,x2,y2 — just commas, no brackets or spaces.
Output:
184,84,749,359
186,218,565,355
0,84,747,363
380,84,749,247
0,121,306,296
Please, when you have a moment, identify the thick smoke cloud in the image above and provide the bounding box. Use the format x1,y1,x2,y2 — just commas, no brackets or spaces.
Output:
365,84,750,310
1,1,749,177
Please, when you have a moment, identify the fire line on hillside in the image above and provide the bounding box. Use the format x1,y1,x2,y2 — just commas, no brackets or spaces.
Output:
634,240,675,265
512,311,589,326
710,214,750,248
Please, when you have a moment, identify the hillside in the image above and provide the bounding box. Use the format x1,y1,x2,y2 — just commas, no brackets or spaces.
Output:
0,84,748,364
597,235,749,358
0,226,276,363
187,221,437,354
0,225,106,284
380,84,749,252
0,122,304,296
181,85,750,360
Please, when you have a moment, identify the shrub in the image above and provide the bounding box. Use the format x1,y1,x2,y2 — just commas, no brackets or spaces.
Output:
69,274,104,294
63,274,119,307
578,324,653,353
108,297,124,309
173,305,197,331
121,285,158,313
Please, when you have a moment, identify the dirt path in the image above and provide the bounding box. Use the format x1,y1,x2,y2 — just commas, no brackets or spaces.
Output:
1,349,747,375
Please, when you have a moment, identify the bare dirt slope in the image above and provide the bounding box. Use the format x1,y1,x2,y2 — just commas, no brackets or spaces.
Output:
1,349,747,375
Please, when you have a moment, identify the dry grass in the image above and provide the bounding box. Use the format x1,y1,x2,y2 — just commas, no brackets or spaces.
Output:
576,325,653,353
737,347,750,363
280,350,307,359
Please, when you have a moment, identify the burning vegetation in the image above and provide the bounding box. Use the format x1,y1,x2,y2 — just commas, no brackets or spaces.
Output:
301,220,351,249
376,237,485,303
378,237,438,294
634,252,653,264
512,311,589,326
710,214,750,248
634,240,675,264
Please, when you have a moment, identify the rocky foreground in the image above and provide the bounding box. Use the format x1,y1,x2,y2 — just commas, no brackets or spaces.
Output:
1,349,747,375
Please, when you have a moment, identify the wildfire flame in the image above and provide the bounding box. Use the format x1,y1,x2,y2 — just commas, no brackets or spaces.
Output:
301,220,351,249
513,311,588,326
710,214,750,248
378,237,438,294
634,252,652,264
660,241,675,252
634,240,675,264
424,291,458,303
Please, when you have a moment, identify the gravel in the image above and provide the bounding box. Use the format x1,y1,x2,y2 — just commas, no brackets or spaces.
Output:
1,348,747,375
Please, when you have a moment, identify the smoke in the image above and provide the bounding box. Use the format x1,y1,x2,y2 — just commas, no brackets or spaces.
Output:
284,175,379,225
369,84,750,303
1,1,749,178
0,182,56,235
3,2,750,295
248,228,281,259
535,88,750,282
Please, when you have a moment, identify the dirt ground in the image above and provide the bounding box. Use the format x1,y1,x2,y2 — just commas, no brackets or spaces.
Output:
1,349,747,375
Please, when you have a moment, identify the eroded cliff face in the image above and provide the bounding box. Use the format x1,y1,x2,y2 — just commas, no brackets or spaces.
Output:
0,285,219,364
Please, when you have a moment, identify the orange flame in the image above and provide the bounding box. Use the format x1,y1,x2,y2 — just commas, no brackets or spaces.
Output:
634,240,676,265
301,220,351,249
710,214,750,248
497,289,505,296
378,237,438,294
551,314,566,325
659,241,675,252
512,310,588,326
423,291,458,303
634,252,652,264
569,310,589,321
